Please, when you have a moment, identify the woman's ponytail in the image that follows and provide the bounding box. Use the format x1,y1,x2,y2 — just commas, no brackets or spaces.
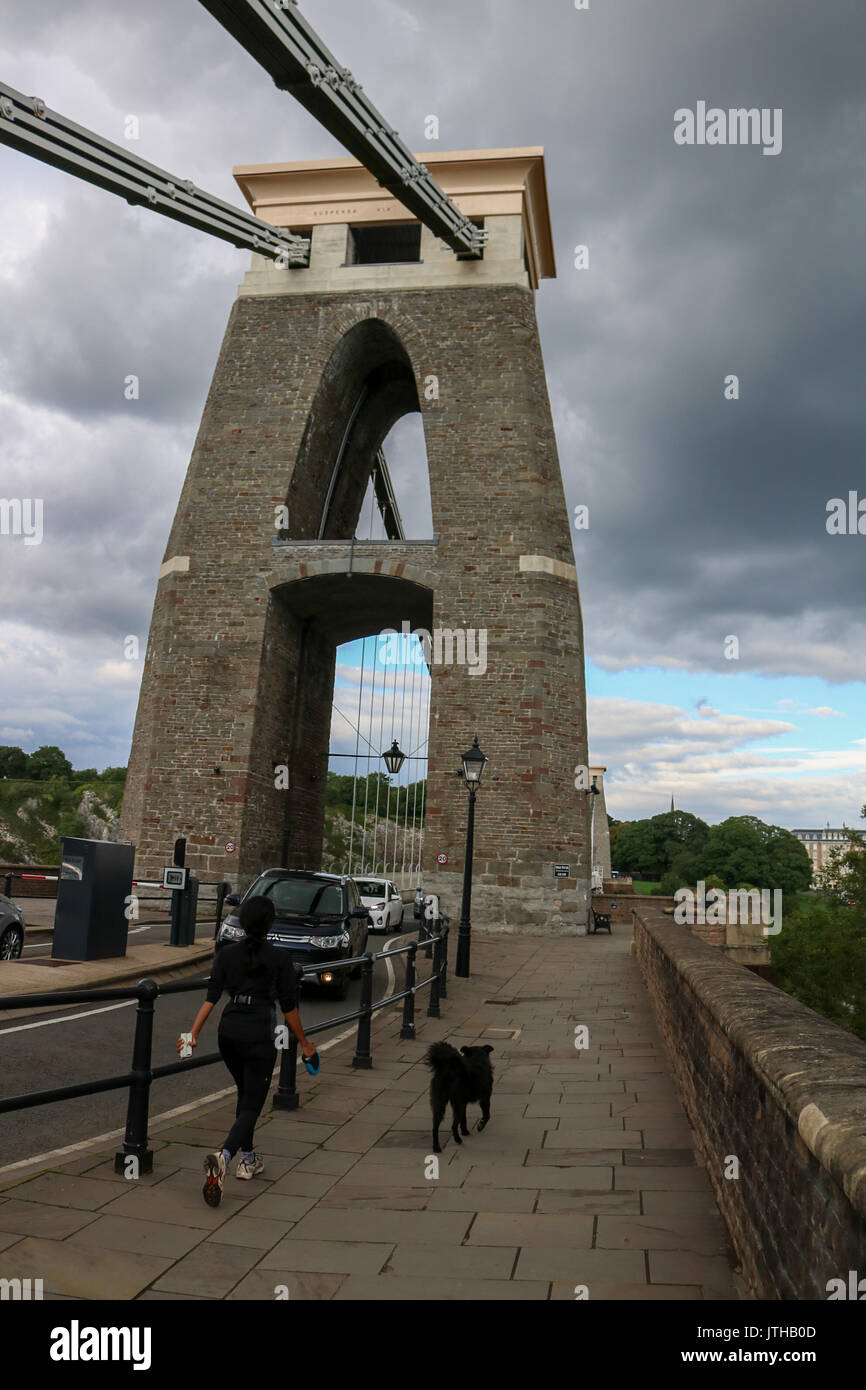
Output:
238,895,275,964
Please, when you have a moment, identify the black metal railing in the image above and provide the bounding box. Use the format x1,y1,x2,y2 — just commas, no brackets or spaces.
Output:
0,918,448,1174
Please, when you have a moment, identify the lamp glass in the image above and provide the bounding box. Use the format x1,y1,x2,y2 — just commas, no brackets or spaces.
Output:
383,740,406,776
461,736,488,784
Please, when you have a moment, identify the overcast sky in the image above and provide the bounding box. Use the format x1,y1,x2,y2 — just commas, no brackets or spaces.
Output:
0,0,864,829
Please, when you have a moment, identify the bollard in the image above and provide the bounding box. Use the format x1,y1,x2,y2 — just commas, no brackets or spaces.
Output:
427,932,442,1019
352,955,374,1068
439,921,449,999
273,1031,300,1110
400,941,417,1040
114,978,158,1174
273,963,302,1109
3,872,11,898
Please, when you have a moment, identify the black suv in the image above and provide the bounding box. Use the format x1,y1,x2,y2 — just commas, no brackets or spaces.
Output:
216,869,371,1000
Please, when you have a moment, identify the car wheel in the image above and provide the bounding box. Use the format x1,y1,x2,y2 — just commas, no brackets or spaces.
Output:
0,924,24,960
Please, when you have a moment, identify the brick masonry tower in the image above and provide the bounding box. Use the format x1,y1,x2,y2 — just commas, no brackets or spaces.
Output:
120,148,591,933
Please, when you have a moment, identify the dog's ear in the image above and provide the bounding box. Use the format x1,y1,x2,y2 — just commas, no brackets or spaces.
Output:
484,1045,494,1053
460,1046,469,1054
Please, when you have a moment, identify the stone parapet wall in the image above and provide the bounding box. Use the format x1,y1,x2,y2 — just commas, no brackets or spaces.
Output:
633,900,866,1299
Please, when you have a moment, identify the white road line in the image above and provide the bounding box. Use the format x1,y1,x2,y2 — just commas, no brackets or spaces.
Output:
22,923,153,953
0,998,138,1035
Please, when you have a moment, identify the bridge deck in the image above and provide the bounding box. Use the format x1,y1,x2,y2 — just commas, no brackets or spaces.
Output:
0,928,739,1300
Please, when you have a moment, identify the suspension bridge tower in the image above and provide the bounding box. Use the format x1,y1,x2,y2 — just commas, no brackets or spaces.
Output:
119,147,591,933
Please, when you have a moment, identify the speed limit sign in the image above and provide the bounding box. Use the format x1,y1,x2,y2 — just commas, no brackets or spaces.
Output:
437,853,448,865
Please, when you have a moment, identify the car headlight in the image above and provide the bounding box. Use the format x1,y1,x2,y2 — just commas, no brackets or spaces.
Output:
373,901,387,910
219,922,245,941
316,933,350,950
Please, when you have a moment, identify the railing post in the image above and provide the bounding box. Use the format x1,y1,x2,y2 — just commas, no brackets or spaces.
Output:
352,955,374,1069
273,1032,300,1110
439,921,449,999
400,941,417,1040
114,978,158,1175
3,872,11,897
427,932,442,1019
273,963,302,1109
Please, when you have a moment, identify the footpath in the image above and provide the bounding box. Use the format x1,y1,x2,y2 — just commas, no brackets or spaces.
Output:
0,928,740,1300
0,896,210,1003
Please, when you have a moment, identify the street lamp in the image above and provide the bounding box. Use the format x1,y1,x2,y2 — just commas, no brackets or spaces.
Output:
382,740,406,776
584,774,601,926
378,742,406,875
456,735,488,978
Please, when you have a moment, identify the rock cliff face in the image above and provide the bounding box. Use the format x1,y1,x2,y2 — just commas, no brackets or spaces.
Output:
0,778,124,863
77,788,119,841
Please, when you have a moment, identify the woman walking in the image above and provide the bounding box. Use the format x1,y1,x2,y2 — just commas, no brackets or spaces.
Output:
177,895,319,1206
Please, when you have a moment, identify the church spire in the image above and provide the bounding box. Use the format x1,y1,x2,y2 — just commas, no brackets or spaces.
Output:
670,794,675,813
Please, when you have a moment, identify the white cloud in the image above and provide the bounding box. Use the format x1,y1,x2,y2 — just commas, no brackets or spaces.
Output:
589,695,866,828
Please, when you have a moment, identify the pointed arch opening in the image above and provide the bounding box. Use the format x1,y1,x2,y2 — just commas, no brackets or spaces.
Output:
287,317,433,542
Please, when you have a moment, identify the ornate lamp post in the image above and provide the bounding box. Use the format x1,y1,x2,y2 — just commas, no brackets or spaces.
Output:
379,741,406,875
584,774,601,928
455,735,488,978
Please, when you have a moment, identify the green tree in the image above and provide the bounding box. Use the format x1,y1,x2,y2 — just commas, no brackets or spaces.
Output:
818,810,866,905
692,816,811,896
0,745,28,778
26,745,73,781
99,766,128,782
612,810,708,880
771,893,866,1042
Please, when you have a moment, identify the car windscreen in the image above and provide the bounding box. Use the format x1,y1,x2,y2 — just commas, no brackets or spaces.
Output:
249,878,344,916
354,881,386,898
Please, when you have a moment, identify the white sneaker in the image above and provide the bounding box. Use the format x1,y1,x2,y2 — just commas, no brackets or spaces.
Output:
235,1152,265,1180
203,1150,227,1207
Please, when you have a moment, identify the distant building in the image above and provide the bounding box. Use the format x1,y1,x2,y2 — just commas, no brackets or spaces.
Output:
792,824,853,883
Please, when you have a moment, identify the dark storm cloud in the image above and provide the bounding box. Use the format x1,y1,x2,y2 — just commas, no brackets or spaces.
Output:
1,0,864,689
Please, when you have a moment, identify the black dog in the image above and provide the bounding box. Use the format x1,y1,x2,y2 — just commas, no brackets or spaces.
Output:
425,1042,494,1153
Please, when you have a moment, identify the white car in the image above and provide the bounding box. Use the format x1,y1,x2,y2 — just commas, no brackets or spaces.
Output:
355,878,404,933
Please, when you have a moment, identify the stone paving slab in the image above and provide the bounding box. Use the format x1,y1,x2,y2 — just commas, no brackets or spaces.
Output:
332,1274,551,1300
0,929,741,1301
1,1235,173,1299
65,1213,207,1260
224,1269,347,1300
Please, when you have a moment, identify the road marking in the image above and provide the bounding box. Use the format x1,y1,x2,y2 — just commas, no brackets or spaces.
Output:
0,999,137,1035
21,923,154,953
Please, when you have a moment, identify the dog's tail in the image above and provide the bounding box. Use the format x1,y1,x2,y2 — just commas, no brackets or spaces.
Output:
424,1041,462,1070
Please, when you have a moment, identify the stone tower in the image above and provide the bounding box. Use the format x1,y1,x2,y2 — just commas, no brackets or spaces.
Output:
120,148,591,933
